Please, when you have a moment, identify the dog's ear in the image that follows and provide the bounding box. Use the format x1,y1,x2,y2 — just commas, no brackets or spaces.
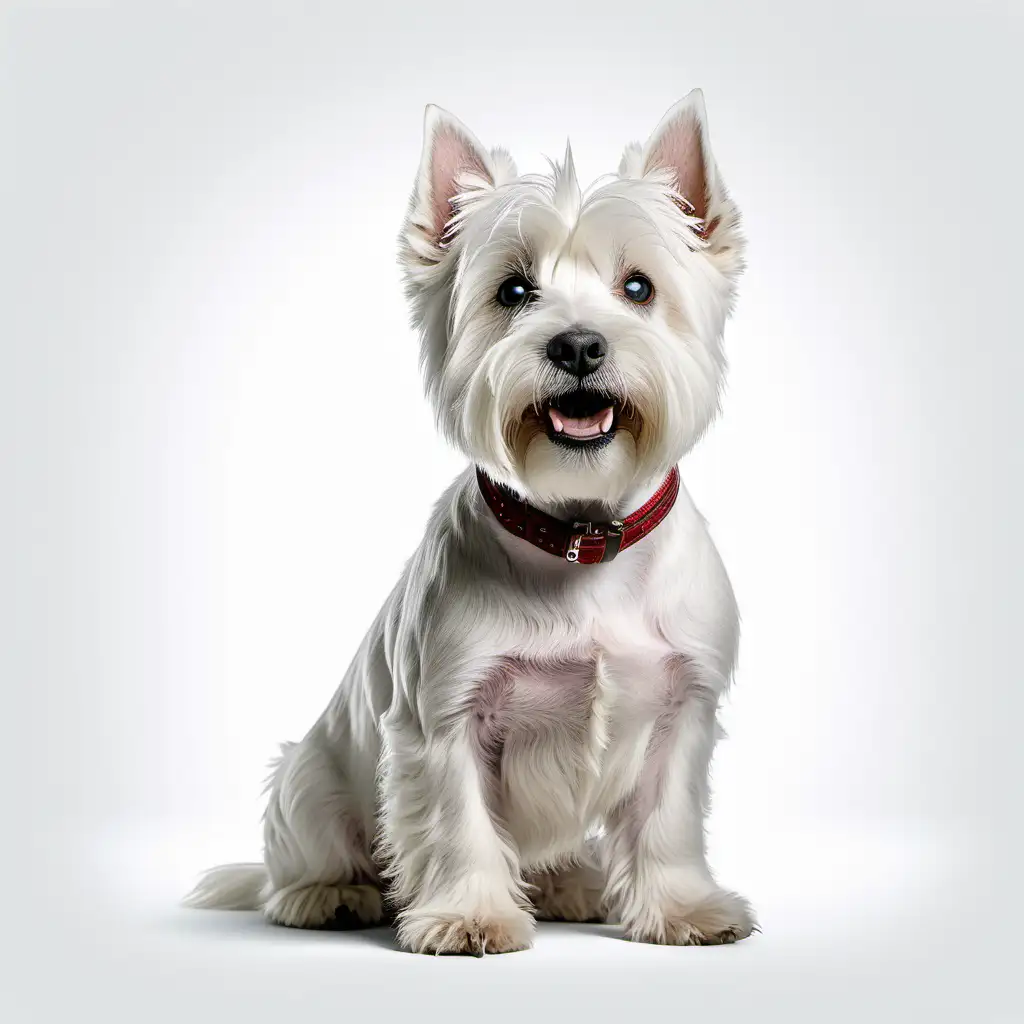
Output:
402,105,502,265
641,89,715,223
621,89,737,254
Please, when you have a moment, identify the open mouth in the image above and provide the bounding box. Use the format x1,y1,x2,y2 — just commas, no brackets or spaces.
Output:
545,390,618,451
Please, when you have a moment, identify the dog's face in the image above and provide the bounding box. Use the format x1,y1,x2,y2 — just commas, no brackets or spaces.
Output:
400,91,744,504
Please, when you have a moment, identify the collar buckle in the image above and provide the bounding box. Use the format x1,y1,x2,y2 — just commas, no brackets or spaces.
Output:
565,521,594,563
567,521,619,564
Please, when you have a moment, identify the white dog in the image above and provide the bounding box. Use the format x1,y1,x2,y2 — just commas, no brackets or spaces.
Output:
185,90,756,954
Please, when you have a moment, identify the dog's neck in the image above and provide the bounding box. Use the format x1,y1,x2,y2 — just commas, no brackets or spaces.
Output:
505,473,671,523
477,466,680,566
524,493,638,523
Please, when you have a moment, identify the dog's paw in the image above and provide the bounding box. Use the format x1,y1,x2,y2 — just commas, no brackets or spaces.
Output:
528,865,608,923
625,888,756,946
399,905,535,955
264,882,383,929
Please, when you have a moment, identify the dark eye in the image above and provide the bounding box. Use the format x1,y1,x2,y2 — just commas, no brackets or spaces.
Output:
622,273,654,305
496,275,534,308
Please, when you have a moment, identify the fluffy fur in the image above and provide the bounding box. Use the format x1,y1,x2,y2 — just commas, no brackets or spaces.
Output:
184,90,756,953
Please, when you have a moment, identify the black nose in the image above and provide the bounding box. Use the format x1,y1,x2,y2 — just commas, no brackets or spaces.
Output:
545,329,607,378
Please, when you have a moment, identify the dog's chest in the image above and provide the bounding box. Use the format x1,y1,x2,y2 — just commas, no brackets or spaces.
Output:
487,588,675,727
475,587,678,862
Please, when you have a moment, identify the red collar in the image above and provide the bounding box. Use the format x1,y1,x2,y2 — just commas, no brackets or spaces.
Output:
476,467,680,564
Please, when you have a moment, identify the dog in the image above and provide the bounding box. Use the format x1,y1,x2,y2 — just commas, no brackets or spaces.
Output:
185,89,756,954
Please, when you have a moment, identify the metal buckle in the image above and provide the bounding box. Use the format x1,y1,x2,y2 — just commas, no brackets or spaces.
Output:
566,522,593,563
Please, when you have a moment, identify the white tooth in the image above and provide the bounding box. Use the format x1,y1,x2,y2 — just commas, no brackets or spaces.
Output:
549,409,564,433
600,408,614,433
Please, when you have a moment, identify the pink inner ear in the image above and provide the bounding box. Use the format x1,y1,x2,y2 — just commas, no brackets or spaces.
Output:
649,115,708,222
430,127,490,241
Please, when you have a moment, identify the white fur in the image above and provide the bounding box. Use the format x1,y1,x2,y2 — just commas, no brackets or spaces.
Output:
184,90,756,953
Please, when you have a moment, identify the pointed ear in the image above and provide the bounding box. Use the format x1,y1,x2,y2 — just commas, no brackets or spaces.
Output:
639,88,718,227
403,105,498,264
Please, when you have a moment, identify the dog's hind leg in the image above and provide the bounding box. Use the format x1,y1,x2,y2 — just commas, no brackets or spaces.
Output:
260,725,383,929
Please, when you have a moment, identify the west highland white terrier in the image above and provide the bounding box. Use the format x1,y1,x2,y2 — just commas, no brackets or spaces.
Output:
185,90,756,954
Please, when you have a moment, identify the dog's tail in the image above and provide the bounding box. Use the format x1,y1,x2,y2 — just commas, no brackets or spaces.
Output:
182,863,268,911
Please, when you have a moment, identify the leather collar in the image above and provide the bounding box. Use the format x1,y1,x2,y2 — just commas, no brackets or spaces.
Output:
476,467,680,564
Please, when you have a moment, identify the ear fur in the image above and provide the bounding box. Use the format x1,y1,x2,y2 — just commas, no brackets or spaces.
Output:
402,105,510,265
620,89,739,258
641,89,716,223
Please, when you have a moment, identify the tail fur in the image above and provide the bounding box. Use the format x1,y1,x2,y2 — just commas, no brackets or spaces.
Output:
182,862,268,911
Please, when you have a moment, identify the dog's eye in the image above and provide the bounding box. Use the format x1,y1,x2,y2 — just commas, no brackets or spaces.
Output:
622,274,655,306
496,275,534,308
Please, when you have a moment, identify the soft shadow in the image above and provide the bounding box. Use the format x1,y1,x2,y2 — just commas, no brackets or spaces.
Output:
168,912,672,954
585,922,761,949
554,921,622,939
168,908,406,952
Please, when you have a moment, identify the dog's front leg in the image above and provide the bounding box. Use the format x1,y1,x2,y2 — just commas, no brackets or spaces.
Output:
604,660,756,945
380,699,533,955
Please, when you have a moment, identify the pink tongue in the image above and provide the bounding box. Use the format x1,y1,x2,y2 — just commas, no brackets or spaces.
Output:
548,406,614,438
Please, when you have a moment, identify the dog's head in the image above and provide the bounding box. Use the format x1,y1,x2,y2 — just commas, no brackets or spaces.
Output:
400,91,743,505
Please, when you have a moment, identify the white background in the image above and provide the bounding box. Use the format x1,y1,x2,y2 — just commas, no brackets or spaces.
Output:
2,2,1021,1021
